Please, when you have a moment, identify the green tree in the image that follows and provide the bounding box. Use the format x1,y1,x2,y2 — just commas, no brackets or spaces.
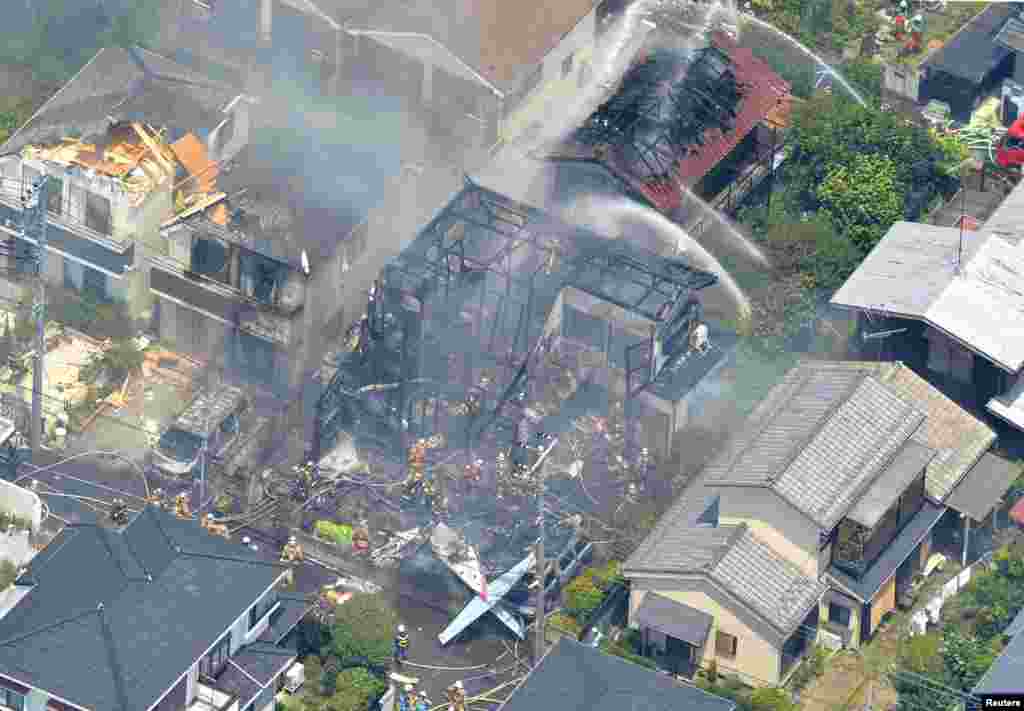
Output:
893,632,952,711
789,93,952,210
941,628,1000,692
328,593,399,668
840,59,883,104
817,153,902,253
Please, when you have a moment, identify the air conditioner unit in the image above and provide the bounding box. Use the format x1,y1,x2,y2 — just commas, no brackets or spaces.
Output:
818,629,844,651
283,662,305,693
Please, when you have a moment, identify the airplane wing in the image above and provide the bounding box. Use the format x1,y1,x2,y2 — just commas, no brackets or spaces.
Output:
483,552,535,602
491,602,526,639
438,595,491,645
438,553,536,646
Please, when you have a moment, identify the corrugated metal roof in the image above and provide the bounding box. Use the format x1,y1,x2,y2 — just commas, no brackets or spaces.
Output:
996,16,1024,53
974,620,1024,695
635,32,790,210
848,441,934,529
174,385,246,436
944,452,1021,522
633,592,713,646
922,4,1016,83
832,201,1024,373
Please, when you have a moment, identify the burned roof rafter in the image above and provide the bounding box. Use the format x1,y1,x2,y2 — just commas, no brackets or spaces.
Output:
575,44,746,182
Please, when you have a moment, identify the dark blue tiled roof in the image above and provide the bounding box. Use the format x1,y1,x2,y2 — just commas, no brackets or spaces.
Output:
503,638,736,711
828,501,946,601
0,506,285,711
922,4,1016,83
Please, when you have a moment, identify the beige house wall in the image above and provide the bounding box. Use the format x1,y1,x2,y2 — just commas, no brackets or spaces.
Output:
628,578,784,686
718,486,822,578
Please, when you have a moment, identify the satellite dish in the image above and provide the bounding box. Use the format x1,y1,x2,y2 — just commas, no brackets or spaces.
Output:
301,249,311,276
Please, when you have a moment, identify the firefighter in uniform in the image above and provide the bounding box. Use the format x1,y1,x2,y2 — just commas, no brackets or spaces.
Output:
281,535,304,563
447,681,467,711
399,684,414,711
394,624,410,666
352,520,370,554
174,493,190,518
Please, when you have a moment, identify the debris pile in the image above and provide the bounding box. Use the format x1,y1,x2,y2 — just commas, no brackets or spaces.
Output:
23,122,228,221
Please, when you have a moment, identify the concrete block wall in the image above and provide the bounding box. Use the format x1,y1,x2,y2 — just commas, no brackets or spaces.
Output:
0,479,43,532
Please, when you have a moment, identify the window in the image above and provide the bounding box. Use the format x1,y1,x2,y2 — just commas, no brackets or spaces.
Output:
47,177,63,215
828,602,852,627
715,630,738,659
562,52,574,78
249,592,277,630
84,192,111,234
578,61,592,89
200,634,231,678
0,687,25,711
63,258,84,291
82,265,109,302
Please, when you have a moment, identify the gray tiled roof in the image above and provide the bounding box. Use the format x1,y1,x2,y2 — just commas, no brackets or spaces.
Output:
623,517,738,574
701,363,869,488
1,46,239,156
774,376,926,530
625,523,826,636
502,638,737,711
0,506,285,711
705,362,927,529
709,526,828,636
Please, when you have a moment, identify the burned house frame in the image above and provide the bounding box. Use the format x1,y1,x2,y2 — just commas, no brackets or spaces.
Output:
314,178,721,502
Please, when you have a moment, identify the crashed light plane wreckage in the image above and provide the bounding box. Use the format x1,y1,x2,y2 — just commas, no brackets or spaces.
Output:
438,550,536,645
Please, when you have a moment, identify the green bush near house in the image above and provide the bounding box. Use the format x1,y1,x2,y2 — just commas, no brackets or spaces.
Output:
750,687,797,711
0,560,17,590
315,521,353,546
563,561,624,622
328,592,398,668
786,645,828,692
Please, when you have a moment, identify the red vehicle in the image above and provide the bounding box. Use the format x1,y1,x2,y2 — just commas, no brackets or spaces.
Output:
996,116,1024,169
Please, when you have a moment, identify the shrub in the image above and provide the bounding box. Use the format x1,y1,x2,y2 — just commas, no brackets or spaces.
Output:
315,521,353,545
787,645,828,692
0,560,16,589
563,572,605,621
329,593,399,668
751,687,797,711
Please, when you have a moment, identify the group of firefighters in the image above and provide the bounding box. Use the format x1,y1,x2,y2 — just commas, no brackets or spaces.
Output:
394,625,467,711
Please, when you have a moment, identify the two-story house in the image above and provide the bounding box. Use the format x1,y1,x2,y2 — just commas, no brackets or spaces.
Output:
162,0,625,159
831,178,1024,438
0,503,311,711
623,360,1013,686
0,43,441,416
0,46,249,320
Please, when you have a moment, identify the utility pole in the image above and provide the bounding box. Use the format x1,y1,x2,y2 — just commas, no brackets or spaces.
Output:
532,436,558,665
22,176,50,458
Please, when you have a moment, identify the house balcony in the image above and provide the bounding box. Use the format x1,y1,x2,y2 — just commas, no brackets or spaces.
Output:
0,189,134,277
150,255,294,346
188,680,239,711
